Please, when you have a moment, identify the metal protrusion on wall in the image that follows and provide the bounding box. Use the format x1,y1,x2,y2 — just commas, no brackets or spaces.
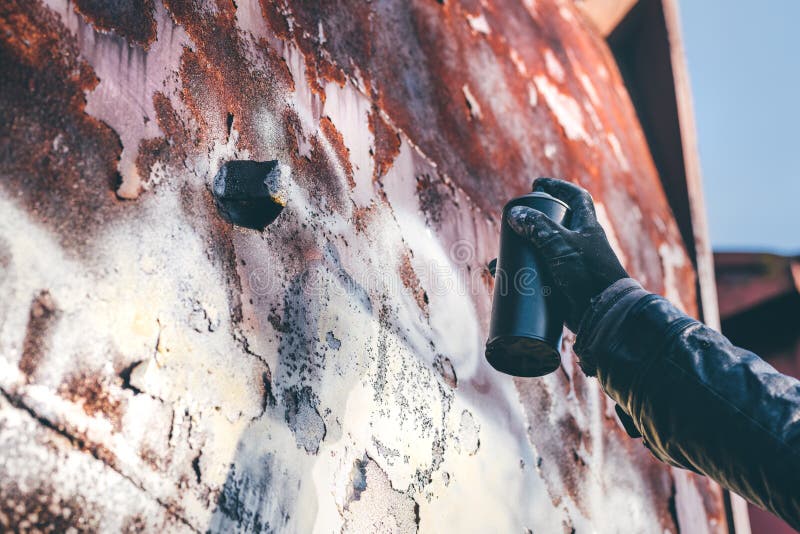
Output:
212,160,288,230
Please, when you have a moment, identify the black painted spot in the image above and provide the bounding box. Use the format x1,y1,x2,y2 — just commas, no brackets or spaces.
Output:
212,160,286,230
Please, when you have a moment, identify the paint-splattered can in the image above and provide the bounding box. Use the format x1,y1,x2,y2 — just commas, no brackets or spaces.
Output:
486,191,570,377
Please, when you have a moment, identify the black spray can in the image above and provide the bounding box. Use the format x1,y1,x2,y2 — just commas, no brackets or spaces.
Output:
486,191,570,377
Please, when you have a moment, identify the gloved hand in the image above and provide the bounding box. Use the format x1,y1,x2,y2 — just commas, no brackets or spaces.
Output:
506,177,628,331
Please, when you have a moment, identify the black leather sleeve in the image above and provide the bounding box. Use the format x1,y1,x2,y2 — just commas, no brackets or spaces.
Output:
575,279,800,530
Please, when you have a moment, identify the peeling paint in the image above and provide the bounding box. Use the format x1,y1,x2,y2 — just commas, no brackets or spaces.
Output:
608,132,631,172
510,48,528,76
462,84,483,121
466,12,491,35
545,48,566,83
534,75,591,144
342,459,419,533
528,82,539,107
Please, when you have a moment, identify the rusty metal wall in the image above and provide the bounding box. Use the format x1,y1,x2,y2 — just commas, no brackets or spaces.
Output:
0,0,726,532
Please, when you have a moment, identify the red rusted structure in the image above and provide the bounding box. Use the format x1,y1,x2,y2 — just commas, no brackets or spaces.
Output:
0,0,741,531
715,251,800,534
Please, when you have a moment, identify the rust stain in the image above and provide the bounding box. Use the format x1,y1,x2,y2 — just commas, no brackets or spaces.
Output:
368,108,401,181
257,0,694,307
0,481,96,532
72,0,158,48
0,0,123,253
318,116,356,189
139,446,166,471
178,47,229,148
1,386,120,477
166,0,295,159
693,474,728,527
135,92,192,186
515,368,680,532
288,131,349,215
58,372,125,432
19,291,59,381
415,172,452,228
613,431,682,533
352,204,376,234
122,515,148,533
551,414,592,514
259,0,350,96
433,354,457,389
398,251,429,316
480,265,494,291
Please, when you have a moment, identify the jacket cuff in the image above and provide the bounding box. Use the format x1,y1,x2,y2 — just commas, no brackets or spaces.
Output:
574,278,649,374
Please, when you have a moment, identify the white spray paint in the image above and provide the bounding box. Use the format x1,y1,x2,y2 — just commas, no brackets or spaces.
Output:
544,49,566,83
466,12,491,35
534,75,591,144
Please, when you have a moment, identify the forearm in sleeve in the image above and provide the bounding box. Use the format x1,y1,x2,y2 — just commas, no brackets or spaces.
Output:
575,279,800,530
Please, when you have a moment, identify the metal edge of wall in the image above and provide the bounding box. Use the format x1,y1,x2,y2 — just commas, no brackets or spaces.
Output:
660,1,751,533
576,0,639,36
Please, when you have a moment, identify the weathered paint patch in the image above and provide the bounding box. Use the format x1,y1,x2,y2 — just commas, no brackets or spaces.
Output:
0,0,124,251
342,458,419,533
608,132,631,172
510,48,528,76
18,291,59,382
544,48,566,83
528,82,539,107
466,12,491,35
72,0,157,47
462,84,483,120
534,75,590,144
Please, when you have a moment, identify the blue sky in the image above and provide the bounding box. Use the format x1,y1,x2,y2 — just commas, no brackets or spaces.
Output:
679,0,799,254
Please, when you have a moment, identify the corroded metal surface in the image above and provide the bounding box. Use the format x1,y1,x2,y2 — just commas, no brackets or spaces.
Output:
0,0,724,532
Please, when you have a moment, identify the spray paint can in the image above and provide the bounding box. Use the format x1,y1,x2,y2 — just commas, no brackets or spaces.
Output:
485,191,570,377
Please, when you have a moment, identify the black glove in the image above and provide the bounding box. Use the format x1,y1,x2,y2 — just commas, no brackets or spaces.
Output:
506,178,628,331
